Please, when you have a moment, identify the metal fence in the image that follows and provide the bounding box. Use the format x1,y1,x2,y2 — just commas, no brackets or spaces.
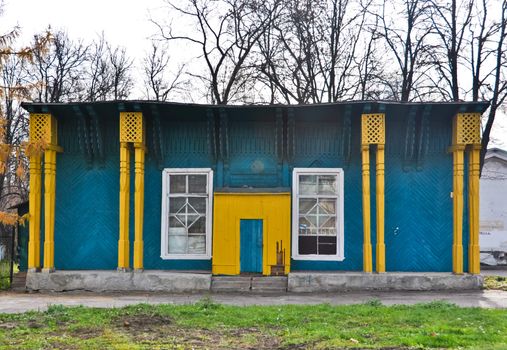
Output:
0,224,15,289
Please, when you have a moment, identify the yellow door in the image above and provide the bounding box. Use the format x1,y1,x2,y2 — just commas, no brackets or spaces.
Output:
212,192,291,275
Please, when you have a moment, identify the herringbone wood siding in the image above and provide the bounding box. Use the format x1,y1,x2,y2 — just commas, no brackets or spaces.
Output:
52,110,455,272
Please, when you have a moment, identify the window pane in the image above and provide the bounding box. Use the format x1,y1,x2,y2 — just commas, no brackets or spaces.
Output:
168,235,187,254
169,197,186,214
299,198,316,214
175,214,187,227
169,175,186,193
188,197,206,214
302,215,317,228
188,175,207,193
186,214,200,228
299,217,317,235
299,175,317,195
318,175,337,194
299,236,317,255
188,217,206,234
319,199,336,214
319,216,337,236
188,235,206,254
318,236,337,255
169,216,184,229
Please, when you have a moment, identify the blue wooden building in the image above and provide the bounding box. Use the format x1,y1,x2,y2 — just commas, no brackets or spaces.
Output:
19,100,488,285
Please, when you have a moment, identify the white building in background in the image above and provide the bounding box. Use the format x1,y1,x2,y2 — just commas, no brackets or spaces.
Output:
480,148,507,265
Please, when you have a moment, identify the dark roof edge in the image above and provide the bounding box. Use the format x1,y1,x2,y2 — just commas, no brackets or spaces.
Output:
21,99,490,111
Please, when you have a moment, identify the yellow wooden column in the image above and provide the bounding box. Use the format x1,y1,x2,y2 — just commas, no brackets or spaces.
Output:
43,149,57,271
118,112,145,271
133,144,145,270
451,112,481,274
376,144,386,273
452,145,465,274
118,142,130,270
468,144,481,274
28,153,42,270
361,113,386,273
361,144,372,272
28,113,60,271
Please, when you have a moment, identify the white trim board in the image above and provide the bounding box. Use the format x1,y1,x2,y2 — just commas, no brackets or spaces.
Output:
160,168,213,260
291,167,345,261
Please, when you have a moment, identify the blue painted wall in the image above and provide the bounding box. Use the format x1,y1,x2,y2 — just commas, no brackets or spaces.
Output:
47,103,464,272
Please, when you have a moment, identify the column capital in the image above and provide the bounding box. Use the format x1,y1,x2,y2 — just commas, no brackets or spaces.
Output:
29,113,57,145
120,112,144,144
453,113,481,146
361,113,385,145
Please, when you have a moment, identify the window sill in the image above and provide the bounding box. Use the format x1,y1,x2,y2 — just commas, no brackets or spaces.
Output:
160,254,211,260
292,255,345,261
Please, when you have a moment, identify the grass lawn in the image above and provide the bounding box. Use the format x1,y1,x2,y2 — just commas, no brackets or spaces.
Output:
484,275,507,291
0,299,506,349
0,261,13,290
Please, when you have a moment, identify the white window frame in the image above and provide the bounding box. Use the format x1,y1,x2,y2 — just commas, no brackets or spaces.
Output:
292,168,344,261
161,168,213,260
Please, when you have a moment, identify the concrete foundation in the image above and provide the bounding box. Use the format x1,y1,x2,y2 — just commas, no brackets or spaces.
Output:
26,270,211,292
287,272,484,292
26,270,484,292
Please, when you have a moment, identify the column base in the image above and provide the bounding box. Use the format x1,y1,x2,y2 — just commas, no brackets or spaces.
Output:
28,267,41,273
133,240,143,270
376,243,386,273
363,244,372,273
452,244,464,274
469,244,480,274
117,267,131,272
42,268,55,274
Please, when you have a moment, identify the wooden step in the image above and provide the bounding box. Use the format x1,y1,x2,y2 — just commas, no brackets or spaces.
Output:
211,276,251,292
211,276,287,293
251,276,287,292
10,272,27,291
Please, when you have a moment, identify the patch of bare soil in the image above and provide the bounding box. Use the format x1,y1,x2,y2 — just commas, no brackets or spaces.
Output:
46,341,79,350
67,326,103,340
116,313,281,349
0,321,18,329
118,313,173,334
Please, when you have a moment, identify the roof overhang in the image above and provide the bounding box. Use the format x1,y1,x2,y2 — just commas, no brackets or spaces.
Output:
21,100,490,120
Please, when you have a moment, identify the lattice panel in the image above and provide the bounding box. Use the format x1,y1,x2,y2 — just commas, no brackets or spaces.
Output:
361,113,385,144
119,112,144,143
29,113,57,144
454,113,481,145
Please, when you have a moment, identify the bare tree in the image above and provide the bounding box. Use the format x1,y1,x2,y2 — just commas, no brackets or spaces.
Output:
152,0,278,104
376,0,433,101
0,13,50,223
257,0,371,104
29,30,88,103
258,0,323,104
143,43,186,101
353,15,391,100
478,0,507,171
82,33,134,101
0,55,29,208
82,34,111,101
429,0,474,101
108,44,133,100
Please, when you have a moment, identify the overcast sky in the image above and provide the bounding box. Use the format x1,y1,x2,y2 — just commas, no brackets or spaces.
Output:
3,0,506,148
4,0,161,54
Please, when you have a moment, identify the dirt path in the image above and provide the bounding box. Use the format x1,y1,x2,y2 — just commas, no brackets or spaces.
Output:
1,289,507,313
